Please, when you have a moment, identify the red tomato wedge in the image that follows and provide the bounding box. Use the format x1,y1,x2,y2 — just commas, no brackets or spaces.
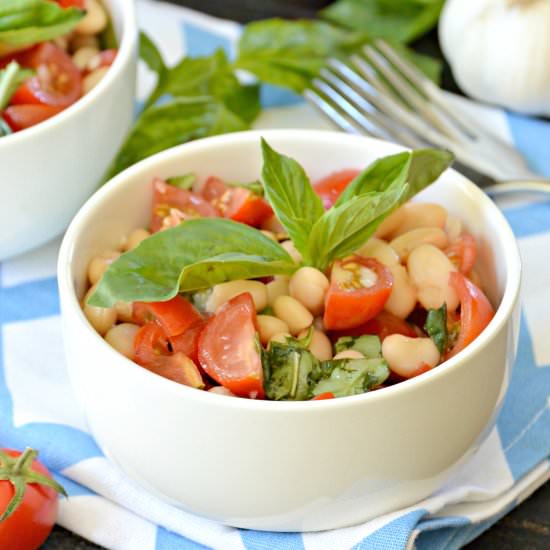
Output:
446,272,495,359
2,104,62,131
133,295,202,337
198,292,264,398
311,392,335,401
10,43,82,108
133,323,204,388
169,320,206,364
324,256,393,330
201,176,272,227
313,169,360,209
330,310,417,341
445,233,477,275
151,177,218,232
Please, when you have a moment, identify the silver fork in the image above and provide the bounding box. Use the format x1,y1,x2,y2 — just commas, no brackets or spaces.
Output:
304,39,550,195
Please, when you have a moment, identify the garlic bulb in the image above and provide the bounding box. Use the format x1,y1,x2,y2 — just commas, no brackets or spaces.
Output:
439,0,550,116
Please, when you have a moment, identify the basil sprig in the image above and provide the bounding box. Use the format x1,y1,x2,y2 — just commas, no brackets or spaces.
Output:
0,0,84,49
89,218,296,307
91,140,453,307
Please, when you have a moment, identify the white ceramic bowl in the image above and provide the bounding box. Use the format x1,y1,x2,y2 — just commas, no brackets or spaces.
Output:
58,130,521,531
0,0,138,260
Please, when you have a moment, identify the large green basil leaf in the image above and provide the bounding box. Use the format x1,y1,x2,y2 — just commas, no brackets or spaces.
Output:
307,175,408,269
320,0,444,44
261,139,324,262
105,97,249,180
139,31,168,94
0,0,84,47
235,19,370,93
89,218,296,307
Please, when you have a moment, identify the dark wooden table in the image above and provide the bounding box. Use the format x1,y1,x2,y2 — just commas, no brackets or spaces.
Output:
46,1,550,548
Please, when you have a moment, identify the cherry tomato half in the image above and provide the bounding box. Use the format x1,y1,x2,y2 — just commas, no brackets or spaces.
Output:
151,177,218,232
3,104,63,132
133,322,204,388
445,233,477,275
198,292,264,398
133,295,202,337
201,176,273,227
10,43,82,108
313,169,360,209
0,449,65,550
324,256,393,331
446,272,495,359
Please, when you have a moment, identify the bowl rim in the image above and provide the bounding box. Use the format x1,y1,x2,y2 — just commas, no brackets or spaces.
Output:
58,129,522,412
0,0,137,147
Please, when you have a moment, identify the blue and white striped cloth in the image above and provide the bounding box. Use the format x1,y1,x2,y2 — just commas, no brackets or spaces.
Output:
1,1,550,548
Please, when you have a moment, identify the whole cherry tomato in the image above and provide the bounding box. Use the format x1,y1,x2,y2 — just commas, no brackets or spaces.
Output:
0,448,66,550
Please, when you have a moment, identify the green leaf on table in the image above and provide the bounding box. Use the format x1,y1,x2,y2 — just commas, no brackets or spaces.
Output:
139,30,167,83
307,176,408,270
88,218,296,307
424,303,448,354
0,61,33,110
104,97,249,180
235,19,370,93
320,0,444,44
260,138,325,262
0,0,84,47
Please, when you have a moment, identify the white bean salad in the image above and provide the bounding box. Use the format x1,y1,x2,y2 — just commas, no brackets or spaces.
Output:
84,141,495,401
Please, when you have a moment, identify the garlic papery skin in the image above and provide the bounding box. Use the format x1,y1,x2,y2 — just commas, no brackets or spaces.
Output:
439,0,550,116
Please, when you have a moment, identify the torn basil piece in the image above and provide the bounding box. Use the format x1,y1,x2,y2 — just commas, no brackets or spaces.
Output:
424,304,448,354
334,335,382,359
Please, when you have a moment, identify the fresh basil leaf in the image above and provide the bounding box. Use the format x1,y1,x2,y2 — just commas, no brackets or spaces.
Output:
424,303,447,354
307,177,408,270
264,342,318,401
320,0,444,44
105,97,249,180
405,148,454,200
0,61,33,110
334,335,382,358
336,151,411,205
260,139,324,262
89,218,296,307
166,173,197,190
139,31,167,86
235,19,370,93
0,0,84,47
311,358,389,398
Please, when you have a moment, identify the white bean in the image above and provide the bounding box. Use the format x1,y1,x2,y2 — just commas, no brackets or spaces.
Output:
206,280,267,313
374,207,405,239
391,203,448,237
87,250,120,285
72,46,99,70
298,329,333,361
407,244,459,311
281,240,302,264
273,295,313,335
260,230,277,241
384,264,417,319
114,301,134,323
270,332,292,344
445,216,463,242
83,66,109,94
123,228,151,251
390,227,448,261
356,237,400,266
288,267,329,316
105,323,140,359
70,33,100,51
266,276,290,306
75,0,108,35
333,350,364,360
83,291,116,336
382,335,440,378
257,315,290,345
